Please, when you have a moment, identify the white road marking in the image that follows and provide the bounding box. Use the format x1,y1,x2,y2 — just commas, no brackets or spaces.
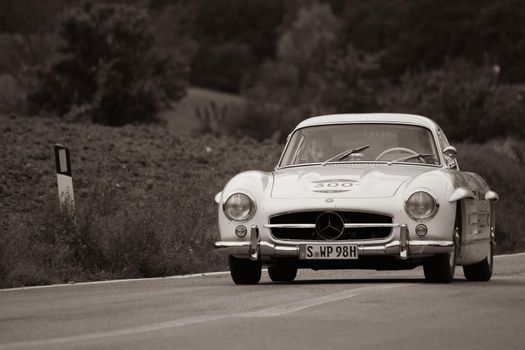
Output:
1,251,523,293
492,275,525,280
494,252,525,258
0,271,231,293
241,285,408,318
0,315,230,349
0,284,408,349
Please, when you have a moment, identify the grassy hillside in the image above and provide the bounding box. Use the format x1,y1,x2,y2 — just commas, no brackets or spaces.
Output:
159,87,245,134
0,114,523,287
0,113,279,287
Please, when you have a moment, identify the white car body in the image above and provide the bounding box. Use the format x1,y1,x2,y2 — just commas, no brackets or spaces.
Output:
215,114,498,284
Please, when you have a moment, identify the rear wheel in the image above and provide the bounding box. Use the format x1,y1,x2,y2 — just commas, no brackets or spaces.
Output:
463,241,494,281
268,265,297,282
229,256,262,285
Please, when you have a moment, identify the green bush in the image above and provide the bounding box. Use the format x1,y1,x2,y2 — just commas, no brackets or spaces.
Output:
457,142,525,252
0,114,282,287
382,60,525,142
190,42,253,93
0,114,522,288
0,33,57,115
222,3,379,141
27,1,187,126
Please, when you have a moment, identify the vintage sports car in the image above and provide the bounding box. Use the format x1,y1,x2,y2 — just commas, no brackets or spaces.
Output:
214,114,498,284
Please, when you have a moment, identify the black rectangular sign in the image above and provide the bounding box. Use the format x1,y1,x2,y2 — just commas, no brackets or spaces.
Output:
54,144,72,177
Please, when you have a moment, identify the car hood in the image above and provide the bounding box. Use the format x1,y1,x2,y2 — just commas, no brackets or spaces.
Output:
271,164,435,199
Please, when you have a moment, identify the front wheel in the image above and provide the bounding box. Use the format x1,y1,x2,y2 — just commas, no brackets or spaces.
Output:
463,241,494,282
424,243,456,283
268,265,297,282
229,256,262,285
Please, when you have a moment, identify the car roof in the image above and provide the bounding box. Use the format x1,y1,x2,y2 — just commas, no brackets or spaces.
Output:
294,113,439,131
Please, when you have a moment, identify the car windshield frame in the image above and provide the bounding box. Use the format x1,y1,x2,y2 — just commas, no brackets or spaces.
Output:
277,122,443,169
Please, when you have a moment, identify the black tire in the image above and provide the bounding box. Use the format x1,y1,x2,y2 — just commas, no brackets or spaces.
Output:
424,242,456,283
268,265,297,282
229,256,262,285
423,253,456,283
424,207,461,283
463,242,494,282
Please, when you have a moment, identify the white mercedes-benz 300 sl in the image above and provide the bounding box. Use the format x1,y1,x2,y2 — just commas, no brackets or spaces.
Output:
214,114,499,284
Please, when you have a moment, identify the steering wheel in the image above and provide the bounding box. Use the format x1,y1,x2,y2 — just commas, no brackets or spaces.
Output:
375,147,419,161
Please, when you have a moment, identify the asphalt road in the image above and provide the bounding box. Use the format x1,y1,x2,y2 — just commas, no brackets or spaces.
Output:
1,254,525,350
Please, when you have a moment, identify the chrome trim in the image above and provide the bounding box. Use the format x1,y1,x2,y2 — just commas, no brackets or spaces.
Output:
404,190,440,222
271,234,394,245
485,190,499,202
250,225,259,261
264,223,400,229
222,191,257,222
214,224,454,259
400,224,408,260
265,224,316,229
448,187,475,202
443,145,457,158
407,240,454,247
214,240,454,257
269,209,395,219
345,223,400,228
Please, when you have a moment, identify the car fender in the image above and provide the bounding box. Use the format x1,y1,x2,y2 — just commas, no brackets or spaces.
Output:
424,170,496,265
217,171,274,241
399,169,457,240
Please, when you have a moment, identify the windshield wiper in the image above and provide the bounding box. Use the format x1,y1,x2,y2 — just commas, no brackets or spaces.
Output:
322,145,370,166
388,153,435,165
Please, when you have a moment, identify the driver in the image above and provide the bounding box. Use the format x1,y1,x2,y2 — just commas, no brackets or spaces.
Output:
306,138,331,163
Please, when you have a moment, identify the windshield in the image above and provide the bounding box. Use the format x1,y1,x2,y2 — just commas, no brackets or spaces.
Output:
279,123,440,167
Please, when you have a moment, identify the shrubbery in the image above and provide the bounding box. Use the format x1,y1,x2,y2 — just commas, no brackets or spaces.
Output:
381,60,525,142
205,3,379,141
0,0,524,288
0,33,56,115
457,141,525,252
0,114,281,287
0,114,523,288
1,186,222,286
217,57,524,143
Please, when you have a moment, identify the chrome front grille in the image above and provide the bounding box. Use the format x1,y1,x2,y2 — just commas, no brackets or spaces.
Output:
267,211,394,241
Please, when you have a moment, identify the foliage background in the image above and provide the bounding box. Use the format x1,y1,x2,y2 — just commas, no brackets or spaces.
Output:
1,0,524,287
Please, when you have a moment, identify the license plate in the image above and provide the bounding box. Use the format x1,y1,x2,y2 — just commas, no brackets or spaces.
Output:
300,244,358,260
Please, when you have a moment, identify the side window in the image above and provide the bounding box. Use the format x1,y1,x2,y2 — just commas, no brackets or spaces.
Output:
437,129,458,169
436,129,449,150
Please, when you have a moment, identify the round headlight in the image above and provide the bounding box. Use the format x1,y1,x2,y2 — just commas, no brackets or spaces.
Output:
224,193,256,221
405,191,438,221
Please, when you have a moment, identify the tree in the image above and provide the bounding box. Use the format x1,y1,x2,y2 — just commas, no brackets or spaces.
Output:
186,0,286,92
235,2,378,140
28,1,187,126
380,60,525,142
0,0,67,35
373,0,525,84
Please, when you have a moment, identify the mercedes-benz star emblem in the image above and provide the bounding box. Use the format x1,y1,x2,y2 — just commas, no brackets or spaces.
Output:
315,211,345,240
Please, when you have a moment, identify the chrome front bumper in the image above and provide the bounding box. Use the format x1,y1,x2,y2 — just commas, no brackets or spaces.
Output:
214,225,454,261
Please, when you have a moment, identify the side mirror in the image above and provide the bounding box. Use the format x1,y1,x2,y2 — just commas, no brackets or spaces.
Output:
443,146,457,158
485,191,499,202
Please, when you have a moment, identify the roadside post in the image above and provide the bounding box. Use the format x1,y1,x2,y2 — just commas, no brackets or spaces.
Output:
54,144,75,210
